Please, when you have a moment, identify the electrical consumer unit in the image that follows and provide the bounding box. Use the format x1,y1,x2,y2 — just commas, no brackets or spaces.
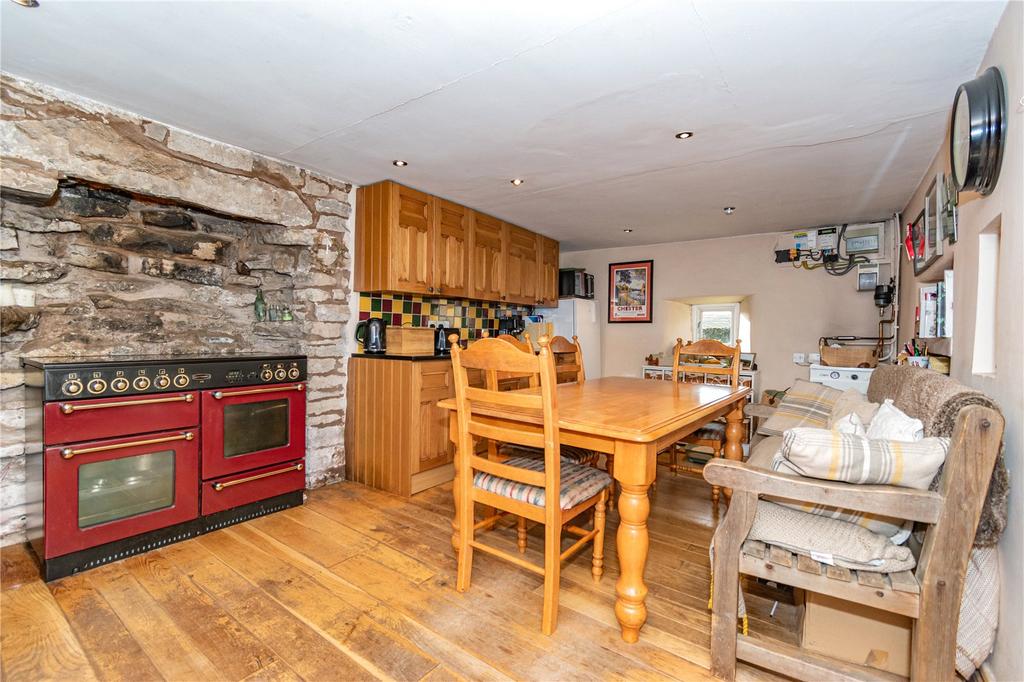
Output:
844,223,884,254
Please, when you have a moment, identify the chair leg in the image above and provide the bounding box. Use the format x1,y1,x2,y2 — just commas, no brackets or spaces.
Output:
711,441,723,506
605,453,616,501
592,490,608,583
670,444,679,475
456,492,474,593
541,520,561,635
517,516,528,554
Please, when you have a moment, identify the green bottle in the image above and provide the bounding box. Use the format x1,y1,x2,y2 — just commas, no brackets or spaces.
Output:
254,288,267,322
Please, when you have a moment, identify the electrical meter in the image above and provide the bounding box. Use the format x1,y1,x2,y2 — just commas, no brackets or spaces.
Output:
845,223,884,254
816,226,838,251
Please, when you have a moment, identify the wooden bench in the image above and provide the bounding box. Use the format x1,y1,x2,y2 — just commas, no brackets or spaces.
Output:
704,403,1004,681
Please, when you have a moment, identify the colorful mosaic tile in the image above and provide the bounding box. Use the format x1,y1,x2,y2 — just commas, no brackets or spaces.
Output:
357,293,531,339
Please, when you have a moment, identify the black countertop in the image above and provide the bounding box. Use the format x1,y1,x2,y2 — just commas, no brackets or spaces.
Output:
351,352,452,362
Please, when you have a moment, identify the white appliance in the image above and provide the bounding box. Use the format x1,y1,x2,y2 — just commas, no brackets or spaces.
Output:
536,298,602,379
809,363,875,394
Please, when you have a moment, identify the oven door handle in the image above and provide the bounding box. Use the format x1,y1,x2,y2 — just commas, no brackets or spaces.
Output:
60,432,194,460
59,393,194,414
212,462,304,491
211,384,305,400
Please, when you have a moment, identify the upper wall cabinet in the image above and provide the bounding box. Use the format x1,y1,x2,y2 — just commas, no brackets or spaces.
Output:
469,211,506,301
356,180,558,304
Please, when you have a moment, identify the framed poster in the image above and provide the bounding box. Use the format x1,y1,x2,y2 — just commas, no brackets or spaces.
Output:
941,172,959,244
608,260,653,323
911,210,927,274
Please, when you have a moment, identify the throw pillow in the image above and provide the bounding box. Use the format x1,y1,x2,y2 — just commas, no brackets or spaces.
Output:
779,427,949,489
747,501,916,572
866,399,924,441
832,411,867,437
828,388,879,428
760,379,842,436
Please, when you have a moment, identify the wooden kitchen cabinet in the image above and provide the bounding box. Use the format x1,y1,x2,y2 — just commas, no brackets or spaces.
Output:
468,211,506,301
433,198,470,298
346,356,483,496
504,224,539,305
356,180,559,303
538,235,560,306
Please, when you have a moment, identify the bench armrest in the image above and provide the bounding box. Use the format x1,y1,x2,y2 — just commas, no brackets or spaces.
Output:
703,459,943,524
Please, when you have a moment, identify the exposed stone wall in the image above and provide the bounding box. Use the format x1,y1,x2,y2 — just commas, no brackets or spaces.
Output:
0,73,353,543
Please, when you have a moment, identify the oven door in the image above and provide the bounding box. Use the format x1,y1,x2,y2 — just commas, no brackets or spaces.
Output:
44,428,199,558
200,383,305,479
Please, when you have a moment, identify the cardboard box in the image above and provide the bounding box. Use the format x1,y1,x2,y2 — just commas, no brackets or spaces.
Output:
801,591,912,676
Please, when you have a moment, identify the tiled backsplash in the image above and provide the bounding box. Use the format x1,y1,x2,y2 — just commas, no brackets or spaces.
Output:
358,293,532,340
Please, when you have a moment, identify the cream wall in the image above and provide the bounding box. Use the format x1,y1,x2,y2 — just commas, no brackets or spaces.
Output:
897,4,1022,678
561,231,888,394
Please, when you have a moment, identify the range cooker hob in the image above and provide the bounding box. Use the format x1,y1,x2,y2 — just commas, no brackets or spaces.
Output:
22,353,308,581
23,353,307,401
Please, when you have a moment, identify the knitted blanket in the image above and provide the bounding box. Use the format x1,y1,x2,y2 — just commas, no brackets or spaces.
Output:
867,364,1009,547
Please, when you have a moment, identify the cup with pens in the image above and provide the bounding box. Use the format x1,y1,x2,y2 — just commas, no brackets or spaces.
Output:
904,340,930,369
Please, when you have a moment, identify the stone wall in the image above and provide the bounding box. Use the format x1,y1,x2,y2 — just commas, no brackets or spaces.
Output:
0,73,353,544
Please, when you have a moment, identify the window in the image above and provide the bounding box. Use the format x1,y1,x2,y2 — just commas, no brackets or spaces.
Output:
691,303,739,344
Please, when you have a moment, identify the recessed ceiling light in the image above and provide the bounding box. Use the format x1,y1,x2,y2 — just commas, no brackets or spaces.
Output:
674,131,694,140
623,228,633,233
392,160,408,167
723,206,737,215
510,178,525,186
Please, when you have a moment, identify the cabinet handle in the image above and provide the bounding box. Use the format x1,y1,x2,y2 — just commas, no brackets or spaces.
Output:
61,432,194,459
428,286,434,293
212,384,304,399
60,393,194,414
212,462,304,491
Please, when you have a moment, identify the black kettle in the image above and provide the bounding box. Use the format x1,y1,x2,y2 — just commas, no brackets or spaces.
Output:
356,318,386,354
433,324,451,355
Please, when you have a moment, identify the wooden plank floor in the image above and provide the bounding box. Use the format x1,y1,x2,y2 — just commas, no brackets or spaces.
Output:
0,471,798,681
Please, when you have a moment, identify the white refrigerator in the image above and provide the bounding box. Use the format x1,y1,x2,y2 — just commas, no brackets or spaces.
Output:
536,298,602,379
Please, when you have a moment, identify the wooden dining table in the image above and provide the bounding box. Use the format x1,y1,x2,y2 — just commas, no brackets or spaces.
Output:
439,376,750,643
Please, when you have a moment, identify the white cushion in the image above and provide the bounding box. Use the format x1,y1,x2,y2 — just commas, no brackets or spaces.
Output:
866,399,924,441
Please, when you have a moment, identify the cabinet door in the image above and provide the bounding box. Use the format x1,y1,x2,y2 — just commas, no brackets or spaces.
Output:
469,211,506,301
505,224,539,305
434,199,470,298
416,364,455,473
390,184,434,294
538,236,559,306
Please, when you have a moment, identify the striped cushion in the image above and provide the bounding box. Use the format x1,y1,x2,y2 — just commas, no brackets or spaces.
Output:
473,456,611,510
760,379,841,436
497,443,600,465
687,421,725,441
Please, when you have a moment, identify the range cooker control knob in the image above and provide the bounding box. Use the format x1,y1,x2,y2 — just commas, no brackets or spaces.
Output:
173,374,190,388
133,376,151,391
154,375,171,389
110,377,130,393
62,379,83,396
829,371,840,380
287,367,300,379
274,368,287,381
87,378,107,394
260,369,274,382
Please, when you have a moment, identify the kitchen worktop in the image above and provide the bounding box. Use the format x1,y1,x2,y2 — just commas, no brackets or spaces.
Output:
351,352,452,362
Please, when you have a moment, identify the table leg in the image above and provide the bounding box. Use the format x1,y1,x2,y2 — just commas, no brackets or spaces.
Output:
722,400,745,502
614,441,657,643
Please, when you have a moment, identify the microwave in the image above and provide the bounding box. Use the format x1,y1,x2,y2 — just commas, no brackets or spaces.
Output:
558,269,594,299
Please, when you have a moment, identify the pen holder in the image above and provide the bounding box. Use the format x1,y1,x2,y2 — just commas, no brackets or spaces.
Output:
907,356,930,369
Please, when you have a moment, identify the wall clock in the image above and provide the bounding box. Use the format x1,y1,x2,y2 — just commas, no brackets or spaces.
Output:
950,66,1006,195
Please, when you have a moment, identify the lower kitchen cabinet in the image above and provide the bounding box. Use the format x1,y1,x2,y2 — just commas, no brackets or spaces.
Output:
345,356,482,496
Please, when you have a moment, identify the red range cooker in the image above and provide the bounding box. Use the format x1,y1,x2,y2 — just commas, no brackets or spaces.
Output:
21,354,307,580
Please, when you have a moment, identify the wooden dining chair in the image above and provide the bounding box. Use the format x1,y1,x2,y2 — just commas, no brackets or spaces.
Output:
450,335,611,635
670,338,742,505
550,334,585,384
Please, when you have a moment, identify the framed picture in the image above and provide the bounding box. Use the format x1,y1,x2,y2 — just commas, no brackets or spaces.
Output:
925,176,943,259
739,352,756,371
942,172,959,244
911,210,927,274
608,260,653,323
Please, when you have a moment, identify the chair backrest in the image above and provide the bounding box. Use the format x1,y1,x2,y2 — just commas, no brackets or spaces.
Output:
450,335,561,498
671,338,742,387
549,335,585,384
491,333,538,390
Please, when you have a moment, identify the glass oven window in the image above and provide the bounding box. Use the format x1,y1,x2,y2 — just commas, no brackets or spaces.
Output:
223,398,289,458
78,450,176,528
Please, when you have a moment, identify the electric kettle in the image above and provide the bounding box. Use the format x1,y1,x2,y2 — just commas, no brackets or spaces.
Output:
433,324,451,355
355,318,386,354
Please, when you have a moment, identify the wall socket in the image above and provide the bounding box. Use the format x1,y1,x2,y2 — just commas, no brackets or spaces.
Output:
793,352,806,364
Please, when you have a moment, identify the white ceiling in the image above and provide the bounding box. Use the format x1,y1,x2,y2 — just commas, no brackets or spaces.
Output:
1,1,1005,251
